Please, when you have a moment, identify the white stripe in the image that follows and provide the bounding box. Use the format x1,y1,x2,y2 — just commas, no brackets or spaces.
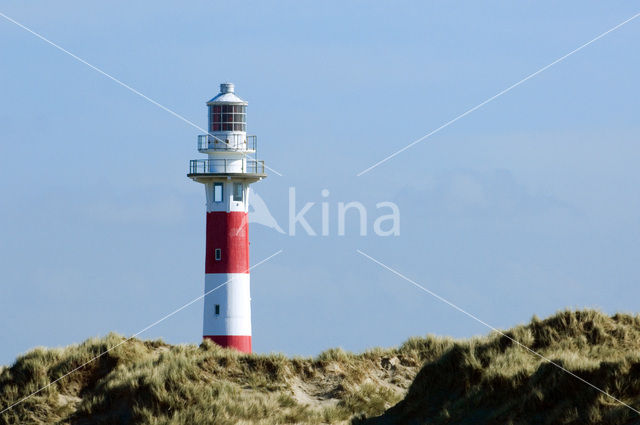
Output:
204,273,251,336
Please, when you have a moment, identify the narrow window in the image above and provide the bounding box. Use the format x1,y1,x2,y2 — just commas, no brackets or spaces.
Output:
233,183,243,202
214,183,223,203
215,304,220,315
215,248,221,261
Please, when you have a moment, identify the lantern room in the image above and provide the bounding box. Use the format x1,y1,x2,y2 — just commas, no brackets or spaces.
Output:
207,83,247,133
189,83,265,178
209,104,246,132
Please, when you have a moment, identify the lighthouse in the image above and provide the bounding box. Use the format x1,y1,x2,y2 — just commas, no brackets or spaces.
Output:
187,83,266,353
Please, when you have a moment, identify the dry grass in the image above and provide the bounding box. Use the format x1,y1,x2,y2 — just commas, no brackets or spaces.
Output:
357,310,640,425
2,310,640,424
0,331,446,424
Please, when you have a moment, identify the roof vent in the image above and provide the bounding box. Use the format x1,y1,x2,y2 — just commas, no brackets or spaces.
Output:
220,83,234,94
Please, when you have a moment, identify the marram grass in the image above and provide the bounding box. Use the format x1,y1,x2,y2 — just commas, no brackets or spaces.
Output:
2,310,640,424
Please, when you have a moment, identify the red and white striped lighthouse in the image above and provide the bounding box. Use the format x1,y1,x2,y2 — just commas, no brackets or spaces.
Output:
188,83,266,353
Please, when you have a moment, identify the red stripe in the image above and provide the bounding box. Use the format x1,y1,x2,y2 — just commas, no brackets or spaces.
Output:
205,211,249,274
204,335,252,353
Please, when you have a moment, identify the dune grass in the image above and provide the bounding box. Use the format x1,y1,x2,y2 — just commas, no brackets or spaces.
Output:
358,310,640,425
0,330,447,424
2,310,640,424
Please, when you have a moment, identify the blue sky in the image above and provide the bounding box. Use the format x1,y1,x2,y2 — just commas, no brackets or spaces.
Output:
0,1,639,365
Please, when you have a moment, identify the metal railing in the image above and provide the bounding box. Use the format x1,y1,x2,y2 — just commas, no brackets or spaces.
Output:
188,158,265,175
197,134,257,152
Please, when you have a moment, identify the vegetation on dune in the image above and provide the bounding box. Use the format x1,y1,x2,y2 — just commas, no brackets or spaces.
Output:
358,310,640,425
2,310,640,424
0,331,450,424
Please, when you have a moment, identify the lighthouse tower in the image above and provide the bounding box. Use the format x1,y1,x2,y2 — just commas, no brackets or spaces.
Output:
187,83,266,353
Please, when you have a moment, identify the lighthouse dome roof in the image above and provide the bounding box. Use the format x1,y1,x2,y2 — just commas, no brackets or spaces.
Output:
207,83,248,105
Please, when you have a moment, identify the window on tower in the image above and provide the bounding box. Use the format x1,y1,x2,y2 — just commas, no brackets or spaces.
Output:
233,183,243,202
214,183,223,203
209,104,246,132
215,304,220,315
215,248,221,261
